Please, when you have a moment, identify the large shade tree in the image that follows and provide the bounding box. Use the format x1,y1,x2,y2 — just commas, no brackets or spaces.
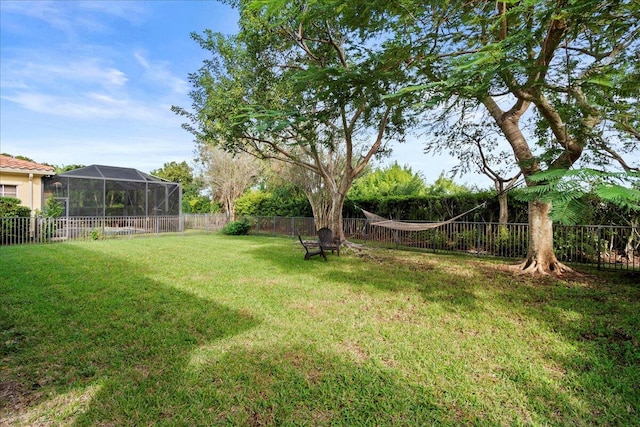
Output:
328,0,639,274
173,0,416,242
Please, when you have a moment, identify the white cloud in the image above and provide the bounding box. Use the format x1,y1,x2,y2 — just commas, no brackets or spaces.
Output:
134,51,151,69
0,50,189,122
1,0,148,36
15,58,128,87
2,91,159,121
133,51,190,95
77,1,148,24
1,1,77,35
2,129,197,173
0,1,230,172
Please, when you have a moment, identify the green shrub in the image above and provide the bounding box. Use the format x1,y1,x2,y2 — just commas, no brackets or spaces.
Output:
235,190,270,216
0,197,31,217
186,195,217,213
0,197,32,245
236,189,311,217
42,197,64,218
222,218,251,235
37,197,65,240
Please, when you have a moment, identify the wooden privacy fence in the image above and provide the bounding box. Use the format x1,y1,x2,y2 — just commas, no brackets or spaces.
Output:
1,214,638,271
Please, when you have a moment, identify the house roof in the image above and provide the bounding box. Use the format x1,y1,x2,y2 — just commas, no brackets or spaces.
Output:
0,155,55,175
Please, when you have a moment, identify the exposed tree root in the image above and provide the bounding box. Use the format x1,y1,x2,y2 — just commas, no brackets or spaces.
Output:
339,240,387,261
341,240,367,250
341,240,583,279
510,258,574,277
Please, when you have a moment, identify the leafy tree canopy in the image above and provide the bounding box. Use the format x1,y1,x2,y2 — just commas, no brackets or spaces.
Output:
174,0,421,238
1,153,34,162
316,0,639,273
318,0,640,211
151,161,198,186
349,162,428,198
55,164,85,173
151,161,212,213
427,173,472,197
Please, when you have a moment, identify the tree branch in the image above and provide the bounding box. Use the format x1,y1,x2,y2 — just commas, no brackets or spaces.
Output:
352,105,392,178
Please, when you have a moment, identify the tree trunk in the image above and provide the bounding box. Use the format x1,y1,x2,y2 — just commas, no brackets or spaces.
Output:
307,190,345,242
624,219,638,260
516,200,572,275
226,198,235,222
498,192,509,226
308,195,332,231
329,190,346,243
497,192,509,246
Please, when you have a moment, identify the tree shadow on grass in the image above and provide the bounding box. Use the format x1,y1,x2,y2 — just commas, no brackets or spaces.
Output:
250,240,640,425
0,243,259,426
444,261,639,424
250,239,482,312
464,262,640,424
184,342,476,426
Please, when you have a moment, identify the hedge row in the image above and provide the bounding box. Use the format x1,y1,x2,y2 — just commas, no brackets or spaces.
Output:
344,192,530,223
237,191,635,226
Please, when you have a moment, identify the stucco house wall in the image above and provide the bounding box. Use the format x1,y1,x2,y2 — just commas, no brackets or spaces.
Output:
0,155,55,214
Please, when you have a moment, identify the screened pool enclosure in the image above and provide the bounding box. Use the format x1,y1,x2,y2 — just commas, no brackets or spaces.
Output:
43,165,181,217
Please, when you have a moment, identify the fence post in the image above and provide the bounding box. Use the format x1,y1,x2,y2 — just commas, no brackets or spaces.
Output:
597,226,602,270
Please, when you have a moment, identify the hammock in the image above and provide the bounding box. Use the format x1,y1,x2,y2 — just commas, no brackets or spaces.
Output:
361,202,487,232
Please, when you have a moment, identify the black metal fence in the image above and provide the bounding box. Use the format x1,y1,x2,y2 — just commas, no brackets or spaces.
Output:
2,214,638,271
250,216,639,271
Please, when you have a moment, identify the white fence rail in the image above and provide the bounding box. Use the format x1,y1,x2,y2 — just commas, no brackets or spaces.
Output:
1,215,226,245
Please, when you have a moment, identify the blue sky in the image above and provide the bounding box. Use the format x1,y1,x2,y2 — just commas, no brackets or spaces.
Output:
0,0,464,183
0,1,238,171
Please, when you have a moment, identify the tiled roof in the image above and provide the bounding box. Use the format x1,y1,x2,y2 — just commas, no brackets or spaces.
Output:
0,155,55,172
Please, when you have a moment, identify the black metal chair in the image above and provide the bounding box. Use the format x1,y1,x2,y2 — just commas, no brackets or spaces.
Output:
298,233,326,260
317,227,340,256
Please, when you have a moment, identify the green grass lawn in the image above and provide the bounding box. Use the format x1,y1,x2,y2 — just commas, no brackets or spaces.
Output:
1,234,638,426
